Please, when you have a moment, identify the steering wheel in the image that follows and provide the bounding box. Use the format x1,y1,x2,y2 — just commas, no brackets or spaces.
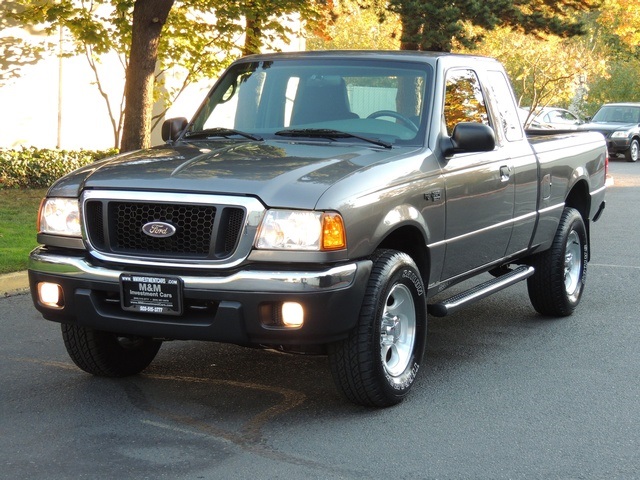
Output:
367,110,419,132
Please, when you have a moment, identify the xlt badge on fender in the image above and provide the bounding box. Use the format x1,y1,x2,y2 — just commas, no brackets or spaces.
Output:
142,221,177,238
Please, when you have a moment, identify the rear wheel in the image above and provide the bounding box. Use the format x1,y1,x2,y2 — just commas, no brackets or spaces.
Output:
527,207,588,316
328,250,427,407
625,138,639,162
61,324,162,377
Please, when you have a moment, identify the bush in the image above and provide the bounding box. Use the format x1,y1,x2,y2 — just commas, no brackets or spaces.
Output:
0,147,119,189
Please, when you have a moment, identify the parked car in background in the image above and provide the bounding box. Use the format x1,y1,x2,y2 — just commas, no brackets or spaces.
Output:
521,107,583,130
579,103,640,162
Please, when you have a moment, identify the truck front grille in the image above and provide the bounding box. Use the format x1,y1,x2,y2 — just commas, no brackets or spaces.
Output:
85,199,245,260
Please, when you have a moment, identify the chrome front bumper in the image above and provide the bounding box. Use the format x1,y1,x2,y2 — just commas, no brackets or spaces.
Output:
28,248,372,346
29,248,360,293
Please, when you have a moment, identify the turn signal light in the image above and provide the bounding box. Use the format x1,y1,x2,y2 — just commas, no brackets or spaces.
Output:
322,213,346,250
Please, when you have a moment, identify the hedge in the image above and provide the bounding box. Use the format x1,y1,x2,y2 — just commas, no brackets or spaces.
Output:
0,147,119,189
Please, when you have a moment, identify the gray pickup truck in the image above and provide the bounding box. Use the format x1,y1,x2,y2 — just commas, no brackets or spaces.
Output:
29,51,606,407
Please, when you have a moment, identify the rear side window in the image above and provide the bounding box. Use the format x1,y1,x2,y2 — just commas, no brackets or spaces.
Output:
485,70,524,142
444,69,489,136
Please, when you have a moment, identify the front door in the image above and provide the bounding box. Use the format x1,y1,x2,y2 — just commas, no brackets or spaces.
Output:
439,69,515,280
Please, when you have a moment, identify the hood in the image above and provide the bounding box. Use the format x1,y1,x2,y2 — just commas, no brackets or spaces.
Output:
578,122,638,137
50,140,412,209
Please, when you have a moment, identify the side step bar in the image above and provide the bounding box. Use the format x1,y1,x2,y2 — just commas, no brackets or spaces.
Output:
428,265,535,317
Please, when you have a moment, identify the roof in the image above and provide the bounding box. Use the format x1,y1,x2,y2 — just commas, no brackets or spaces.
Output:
599,103,640,108
236,50,500,66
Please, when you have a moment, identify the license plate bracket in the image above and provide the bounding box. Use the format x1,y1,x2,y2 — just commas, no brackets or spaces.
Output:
120,274,183,316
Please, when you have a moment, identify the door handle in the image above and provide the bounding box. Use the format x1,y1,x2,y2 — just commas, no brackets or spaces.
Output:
500,165,511,182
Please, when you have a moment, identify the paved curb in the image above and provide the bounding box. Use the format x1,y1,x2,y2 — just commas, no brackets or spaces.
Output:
1,271,30,297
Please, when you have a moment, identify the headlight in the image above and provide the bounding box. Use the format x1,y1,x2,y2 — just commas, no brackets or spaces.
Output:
611,130,631,138
38,198,81,237
256,209,346,251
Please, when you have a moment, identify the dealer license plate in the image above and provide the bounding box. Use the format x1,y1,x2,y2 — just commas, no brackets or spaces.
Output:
120,274,183,315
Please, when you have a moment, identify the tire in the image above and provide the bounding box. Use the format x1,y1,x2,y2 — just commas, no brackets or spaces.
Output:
625,138,639,162
61,324,162,377
527,207,588,316
328,250,427,407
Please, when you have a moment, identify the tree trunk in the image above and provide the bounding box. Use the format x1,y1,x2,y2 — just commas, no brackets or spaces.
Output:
120,0,174,152
243,15,263,56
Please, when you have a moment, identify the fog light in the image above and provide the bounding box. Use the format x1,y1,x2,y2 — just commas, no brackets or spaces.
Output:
38,282,63,308
282,302,304,327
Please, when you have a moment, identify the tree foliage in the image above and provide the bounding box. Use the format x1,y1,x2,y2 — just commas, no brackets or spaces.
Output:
584,59,640,114
377,0,600,52
462,25,607,119
575,0,640,115
597,0,640,51
306,0,401,50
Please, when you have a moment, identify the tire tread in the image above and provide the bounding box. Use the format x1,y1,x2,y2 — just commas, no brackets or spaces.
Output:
527,207,586,316
329,249,426,407
61,324,161,377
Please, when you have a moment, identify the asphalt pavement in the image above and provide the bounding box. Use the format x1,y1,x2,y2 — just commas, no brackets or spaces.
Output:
1,160,638,479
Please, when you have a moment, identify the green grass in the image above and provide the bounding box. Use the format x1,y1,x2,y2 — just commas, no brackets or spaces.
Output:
0,188,47,274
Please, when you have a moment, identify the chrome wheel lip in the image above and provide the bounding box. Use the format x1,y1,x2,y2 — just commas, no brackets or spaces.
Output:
380,284,416,377
564,230,582,298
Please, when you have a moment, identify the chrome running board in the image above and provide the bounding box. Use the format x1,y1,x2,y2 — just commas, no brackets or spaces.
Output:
428,265,535,317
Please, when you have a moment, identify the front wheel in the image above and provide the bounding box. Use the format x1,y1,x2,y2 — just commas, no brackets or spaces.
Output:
527,207,588,316
328,250,427,407
61,324,162,377
625,138,639,162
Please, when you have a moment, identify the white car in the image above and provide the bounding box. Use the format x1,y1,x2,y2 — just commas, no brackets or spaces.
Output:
521,107,583,130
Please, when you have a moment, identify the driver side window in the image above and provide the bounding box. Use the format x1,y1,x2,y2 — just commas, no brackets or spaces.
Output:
444,69,489,136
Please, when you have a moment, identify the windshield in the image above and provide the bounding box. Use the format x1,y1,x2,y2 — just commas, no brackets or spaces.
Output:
186,57,432,146
591,105,640,124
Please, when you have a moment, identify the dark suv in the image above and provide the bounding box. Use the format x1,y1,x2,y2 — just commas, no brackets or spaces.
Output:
580,102,640,162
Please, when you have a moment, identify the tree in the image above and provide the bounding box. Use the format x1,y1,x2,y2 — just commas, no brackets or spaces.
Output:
306,0,401,50
377,0,601,52
576,0,640,115
462,25,607,120
3,0,324,151
597,0,640,50
238,0,320,56
584,60,640,115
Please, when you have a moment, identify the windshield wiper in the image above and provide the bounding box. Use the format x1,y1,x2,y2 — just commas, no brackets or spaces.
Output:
184,127,264,141
274,128,392,149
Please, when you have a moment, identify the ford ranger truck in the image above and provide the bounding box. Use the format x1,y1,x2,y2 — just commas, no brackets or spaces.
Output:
29,51,607,407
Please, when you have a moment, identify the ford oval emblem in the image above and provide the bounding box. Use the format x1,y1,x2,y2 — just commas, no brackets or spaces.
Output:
142,221,177,238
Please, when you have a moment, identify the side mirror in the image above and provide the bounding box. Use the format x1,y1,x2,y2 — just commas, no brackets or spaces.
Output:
161,117,188,142
440,122,496,157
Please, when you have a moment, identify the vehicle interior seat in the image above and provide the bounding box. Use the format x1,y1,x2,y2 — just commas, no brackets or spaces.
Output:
290,76,359,125
621,111,635,123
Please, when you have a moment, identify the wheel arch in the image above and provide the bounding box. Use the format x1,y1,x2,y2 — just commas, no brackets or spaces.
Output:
564,179,592,260
564,179,590,222
625,136,640,162
376,225,431,285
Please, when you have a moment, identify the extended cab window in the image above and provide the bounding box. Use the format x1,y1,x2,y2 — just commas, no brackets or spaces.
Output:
444,69,489,136
485,70,523,142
